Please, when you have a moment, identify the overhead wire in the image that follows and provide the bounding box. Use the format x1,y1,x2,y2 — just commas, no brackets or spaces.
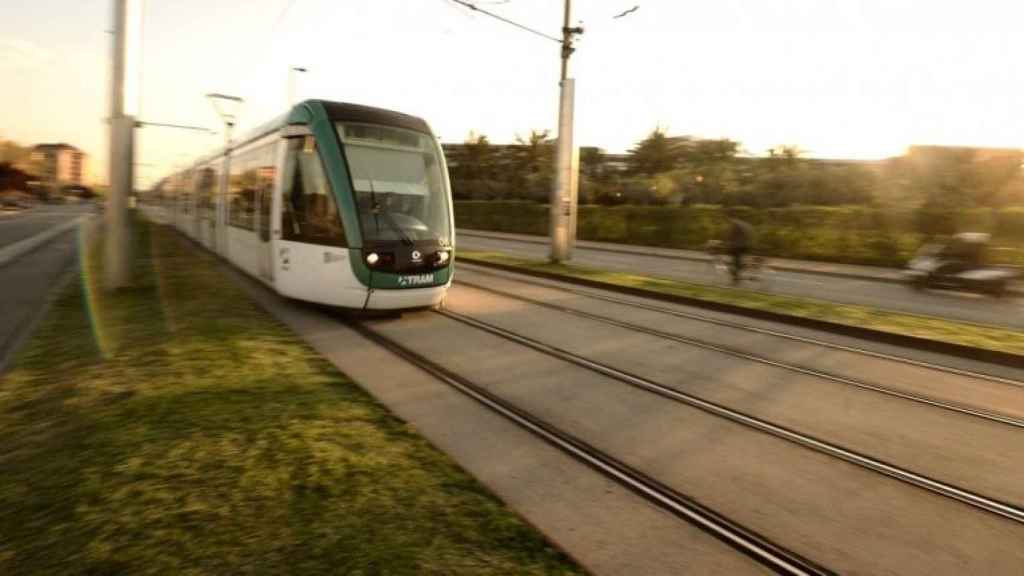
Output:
236,0,300,100
446,0,562,43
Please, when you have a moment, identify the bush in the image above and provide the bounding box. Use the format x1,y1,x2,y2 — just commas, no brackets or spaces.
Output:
995,207,1024,242
453,202,1024,267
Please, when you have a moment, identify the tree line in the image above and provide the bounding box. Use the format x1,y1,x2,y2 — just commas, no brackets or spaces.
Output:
446,129,1024,209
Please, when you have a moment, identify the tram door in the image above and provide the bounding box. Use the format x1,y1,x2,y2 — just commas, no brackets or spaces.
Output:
275,131,365,307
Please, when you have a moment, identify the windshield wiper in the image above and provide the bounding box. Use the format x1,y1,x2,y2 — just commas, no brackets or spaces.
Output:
373,192,414,247
353,154,414,247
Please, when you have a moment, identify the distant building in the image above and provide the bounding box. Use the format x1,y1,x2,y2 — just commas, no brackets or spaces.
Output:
30,143,87,187
600,153,630,173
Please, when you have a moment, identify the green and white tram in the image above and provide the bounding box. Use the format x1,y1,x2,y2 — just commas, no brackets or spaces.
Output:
149,100,454,310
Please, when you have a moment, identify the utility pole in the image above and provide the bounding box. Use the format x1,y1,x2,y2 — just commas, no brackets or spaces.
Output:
105,0,134,289
550,0,583,262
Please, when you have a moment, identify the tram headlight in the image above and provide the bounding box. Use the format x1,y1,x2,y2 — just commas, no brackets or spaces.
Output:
366,252,380,266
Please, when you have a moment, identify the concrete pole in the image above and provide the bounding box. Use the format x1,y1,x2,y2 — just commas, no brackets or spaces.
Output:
105,0,133,289
550,79,575,261
550,0,581,262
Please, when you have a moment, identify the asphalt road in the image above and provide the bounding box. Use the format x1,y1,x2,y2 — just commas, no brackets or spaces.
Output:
0,204,95,372
457,232,1024,329
0,203,94,248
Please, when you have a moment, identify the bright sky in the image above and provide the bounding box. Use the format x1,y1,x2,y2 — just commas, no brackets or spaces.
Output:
3,0,1024,187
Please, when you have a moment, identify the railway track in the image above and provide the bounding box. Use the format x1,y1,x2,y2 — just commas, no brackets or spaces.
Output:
351,299,1024,572
456,263,1024,388
455,278,1024,429
349,318,838,576
433,307,1024,525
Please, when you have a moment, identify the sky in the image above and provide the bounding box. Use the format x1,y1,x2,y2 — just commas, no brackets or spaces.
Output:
3,0,1024,187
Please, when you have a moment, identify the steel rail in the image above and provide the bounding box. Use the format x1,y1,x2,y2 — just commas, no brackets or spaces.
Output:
438,308,1024,525
349,318,836,576
456,263,1024,388
456,279,1024,429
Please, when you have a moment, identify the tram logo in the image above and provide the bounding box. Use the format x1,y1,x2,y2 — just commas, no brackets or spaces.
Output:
398,273,434,287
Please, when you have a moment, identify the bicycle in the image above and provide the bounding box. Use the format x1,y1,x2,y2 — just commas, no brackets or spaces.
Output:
704,240,769,286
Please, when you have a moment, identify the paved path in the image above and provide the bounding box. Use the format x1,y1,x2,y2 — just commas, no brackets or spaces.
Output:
458,229,1024,329
0,204,96,372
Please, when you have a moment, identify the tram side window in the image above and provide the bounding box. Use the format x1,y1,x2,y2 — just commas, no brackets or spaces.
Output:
255,145,276,242
228,151,257,231
197,166,217,220
281,136,346,247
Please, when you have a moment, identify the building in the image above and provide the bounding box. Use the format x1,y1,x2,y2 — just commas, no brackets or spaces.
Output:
30,143,87,187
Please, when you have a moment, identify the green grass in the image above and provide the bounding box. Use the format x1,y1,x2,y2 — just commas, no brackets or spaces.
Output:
458,250,1024,356
0,220,582,576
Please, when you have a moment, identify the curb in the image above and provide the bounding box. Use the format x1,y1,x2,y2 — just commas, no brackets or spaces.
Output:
458,230,1024,296
0,215,92,268
458,256,1024,371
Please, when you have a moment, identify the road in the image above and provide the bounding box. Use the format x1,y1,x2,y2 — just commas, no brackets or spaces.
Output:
0,204,95,372
0,204,94,247
457,231,1024,329
220,233,1024,574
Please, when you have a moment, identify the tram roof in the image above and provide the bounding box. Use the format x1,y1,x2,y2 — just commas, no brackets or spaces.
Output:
157,99,433,185
320,101,432,135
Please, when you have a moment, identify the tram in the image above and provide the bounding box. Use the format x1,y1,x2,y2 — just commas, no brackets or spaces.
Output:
148,100,454,310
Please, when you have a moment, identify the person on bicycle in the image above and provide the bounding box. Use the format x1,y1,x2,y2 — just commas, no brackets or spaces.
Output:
725,210,754,284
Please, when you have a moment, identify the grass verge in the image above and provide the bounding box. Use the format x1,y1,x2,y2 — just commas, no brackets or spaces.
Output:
458,250,1024,356
0,220,582,576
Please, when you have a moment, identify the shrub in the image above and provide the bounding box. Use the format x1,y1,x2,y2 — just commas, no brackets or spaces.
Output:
453,202,1024,267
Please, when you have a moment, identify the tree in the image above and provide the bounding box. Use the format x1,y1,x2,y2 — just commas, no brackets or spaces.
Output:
0,162,31,192
0,141,33,170
674,139,742,204
626,129,676,175
904,147,983,210
579,146,607,180
743,146,806,207
511,130,554,201
461,131,495,181
514,130,554,174
676,138,740,167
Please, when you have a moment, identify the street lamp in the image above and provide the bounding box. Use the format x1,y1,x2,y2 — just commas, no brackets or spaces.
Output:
206,93,243,144
288,66,308,107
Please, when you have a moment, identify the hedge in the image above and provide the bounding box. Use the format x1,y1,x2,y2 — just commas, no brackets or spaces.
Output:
454,202,1024,267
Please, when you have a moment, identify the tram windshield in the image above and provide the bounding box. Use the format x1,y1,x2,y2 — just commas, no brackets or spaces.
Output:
338,122,452,245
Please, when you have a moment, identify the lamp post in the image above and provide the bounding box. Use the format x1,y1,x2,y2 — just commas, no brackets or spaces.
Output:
288,66,308,107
